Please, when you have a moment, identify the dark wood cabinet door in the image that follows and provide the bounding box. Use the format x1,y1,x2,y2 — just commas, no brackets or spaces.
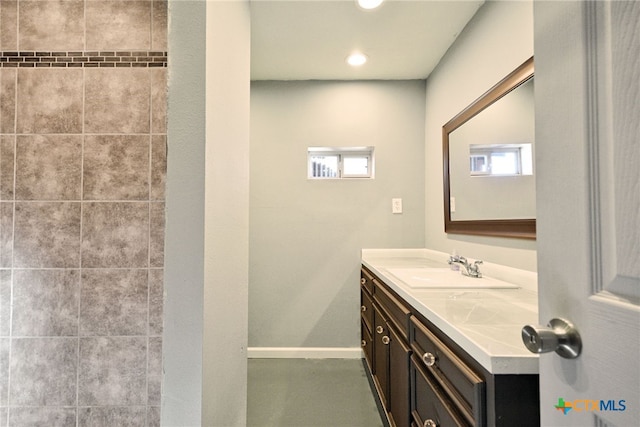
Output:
373,304,390,409
389,324,412,427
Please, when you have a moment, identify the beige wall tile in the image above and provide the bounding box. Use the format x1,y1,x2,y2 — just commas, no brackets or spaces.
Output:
16,68,83,134
0,136,15,200
80,269,148,336
0,271,9,336
8,408,76,426
152,0,167,51
0,338,7,404
18,0,84,51
85,68,151,134
78,336,147,406
148,268,163,336
0,1,18,50
147,405,160,427
12,269,80,336
149,202,164,267
147,336,162,405
81,202,149,268
151,135,166,200
86,0,151,50
13,202,81,268
83,135,150,200
151,68,167,133
15,135,82,200
0,203,11,268
3,0,167,419
9,338,78,406
0,69,16,134
78,406,146,427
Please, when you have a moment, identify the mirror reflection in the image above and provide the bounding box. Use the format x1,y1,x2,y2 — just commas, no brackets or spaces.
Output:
469,143,533,177
449,77,535,221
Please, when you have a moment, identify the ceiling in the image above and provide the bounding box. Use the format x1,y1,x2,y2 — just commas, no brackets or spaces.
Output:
250,0,485,81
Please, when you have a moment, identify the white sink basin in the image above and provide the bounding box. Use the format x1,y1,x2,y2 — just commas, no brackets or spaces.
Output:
385,268,519,289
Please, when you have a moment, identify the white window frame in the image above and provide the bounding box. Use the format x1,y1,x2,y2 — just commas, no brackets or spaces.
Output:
308,147,375,179
469,144,530,177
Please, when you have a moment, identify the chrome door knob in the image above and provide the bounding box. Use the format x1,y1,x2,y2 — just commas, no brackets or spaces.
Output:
424,419,437,427
522,318,582,359
381,336,390,345
376,325,384,334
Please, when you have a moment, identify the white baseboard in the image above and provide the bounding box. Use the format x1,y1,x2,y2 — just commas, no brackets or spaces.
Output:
247,347,363,359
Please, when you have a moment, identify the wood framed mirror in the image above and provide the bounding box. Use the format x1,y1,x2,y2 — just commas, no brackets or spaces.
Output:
443,57,535,239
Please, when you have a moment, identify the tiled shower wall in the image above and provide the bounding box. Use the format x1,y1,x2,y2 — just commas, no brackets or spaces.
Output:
0,1,167,425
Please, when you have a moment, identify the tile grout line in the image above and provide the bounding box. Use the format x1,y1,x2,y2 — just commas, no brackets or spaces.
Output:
5,119,16,425
76,62,85,418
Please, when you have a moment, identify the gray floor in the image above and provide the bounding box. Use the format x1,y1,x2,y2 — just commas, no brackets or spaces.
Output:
247,358,384,427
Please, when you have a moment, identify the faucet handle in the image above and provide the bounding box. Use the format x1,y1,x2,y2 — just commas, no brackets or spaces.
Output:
469,260,483,277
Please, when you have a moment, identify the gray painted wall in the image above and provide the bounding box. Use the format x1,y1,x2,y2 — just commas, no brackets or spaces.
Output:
163,1,206,425
203,2,249,426
164,2,250,426
249,80,426,349
424,0,537,271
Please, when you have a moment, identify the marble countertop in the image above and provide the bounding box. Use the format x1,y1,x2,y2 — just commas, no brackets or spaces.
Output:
361,248,539,375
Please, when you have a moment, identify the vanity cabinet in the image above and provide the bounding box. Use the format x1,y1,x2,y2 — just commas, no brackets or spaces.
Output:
361,266,539,427
361,270,375,370
361,269,412,427
410,316,484,426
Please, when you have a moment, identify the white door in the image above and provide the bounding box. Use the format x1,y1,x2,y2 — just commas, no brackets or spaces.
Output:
533,1,639,426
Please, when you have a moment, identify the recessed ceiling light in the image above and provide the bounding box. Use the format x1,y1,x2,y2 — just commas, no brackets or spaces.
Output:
346,52,368,67
357,0,384,10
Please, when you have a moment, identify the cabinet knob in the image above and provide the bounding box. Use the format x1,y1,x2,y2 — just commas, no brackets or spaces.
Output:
376,325,384,334
422,352,436,367
382,336,390,345
424,419,437,427
361,305,366,312
361,278,366,285
361,340,367,348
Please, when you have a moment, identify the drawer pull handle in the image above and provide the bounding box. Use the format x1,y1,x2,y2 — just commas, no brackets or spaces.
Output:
422,352,436,367
376,325,384,334
382,336,390,345
424,419,437,427
361,278,366,285
361,305,366,312
361,340,367,348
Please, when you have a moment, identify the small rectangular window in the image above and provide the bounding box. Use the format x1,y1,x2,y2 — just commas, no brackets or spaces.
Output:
469,143,533,177
308,147,374,179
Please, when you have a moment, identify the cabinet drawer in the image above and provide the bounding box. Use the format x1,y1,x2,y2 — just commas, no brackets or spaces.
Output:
361,288,374,333
410,317,484,426
361,268,375,294
374,279,411,340
362,320,373,371
411,354,471,427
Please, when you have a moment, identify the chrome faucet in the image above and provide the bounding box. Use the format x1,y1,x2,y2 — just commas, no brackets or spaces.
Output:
448,255,483,278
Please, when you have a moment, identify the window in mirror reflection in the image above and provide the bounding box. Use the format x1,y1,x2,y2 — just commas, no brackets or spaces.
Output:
469,143,532,177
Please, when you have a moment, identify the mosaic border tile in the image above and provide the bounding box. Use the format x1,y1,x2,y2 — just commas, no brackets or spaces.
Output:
0,51,167,67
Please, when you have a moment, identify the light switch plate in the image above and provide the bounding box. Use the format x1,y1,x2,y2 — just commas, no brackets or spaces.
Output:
392,198,403,214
